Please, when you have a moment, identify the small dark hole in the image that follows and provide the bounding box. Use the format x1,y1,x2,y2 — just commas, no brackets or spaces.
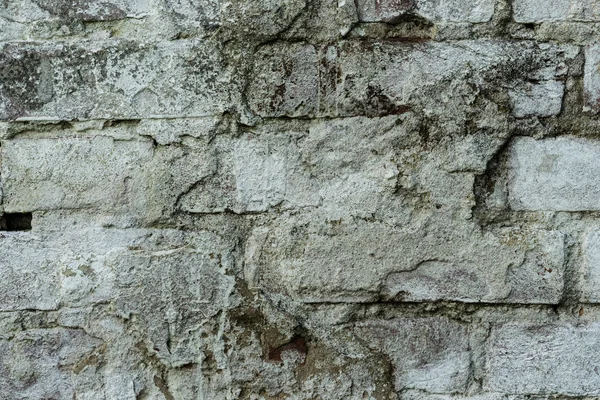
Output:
523,23,536,30
0,213,32,231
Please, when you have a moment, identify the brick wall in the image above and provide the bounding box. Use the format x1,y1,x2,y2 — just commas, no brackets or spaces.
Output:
1,0,600,398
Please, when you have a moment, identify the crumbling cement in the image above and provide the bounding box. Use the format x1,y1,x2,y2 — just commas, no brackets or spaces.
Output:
2,0,600,398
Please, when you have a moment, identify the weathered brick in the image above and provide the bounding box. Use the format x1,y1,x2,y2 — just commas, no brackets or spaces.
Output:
0,135,213,222
401,393,507,400
582,229,600,302
0,232,62,311
1,136,153,214
509,80,564,118
0,328,103,399
514,0,600,23
353,317,470,393
487,323,600,395
386,228,565,304
2,0,157,23
356,0,494,23
179,117,400,214
0,227,233,365
356,0,415,23
247,43,319,118
108,229,235,365
508,136,600,211
252,217,564,303
585,43,600,112
248,41,572,119
0,40,229,121
179,127,321,213
416,0,495,23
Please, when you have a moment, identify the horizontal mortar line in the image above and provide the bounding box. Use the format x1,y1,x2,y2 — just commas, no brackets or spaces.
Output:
0,36,213,45
5,114,223,124
0,35,577,50
302,299,585,308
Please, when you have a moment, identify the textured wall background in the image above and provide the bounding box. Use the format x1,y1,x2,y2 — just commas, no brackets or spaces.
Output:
1,0,600,399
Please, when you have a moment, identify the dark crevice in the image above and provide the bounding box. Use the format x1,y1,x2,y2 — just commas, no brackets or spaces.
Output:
102,119,141,129
0,212,32,231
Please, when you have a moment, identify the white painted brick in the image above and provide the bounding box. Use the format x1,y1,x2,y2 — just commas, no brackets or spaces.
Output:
487,323,600,395
508,136,600,211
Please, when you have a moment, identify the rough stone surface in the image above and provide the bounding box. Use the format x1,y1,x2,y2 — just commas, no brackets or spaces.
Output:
356,0,495,23
487,323,600,395
248,41,574,119
582,229,600,302
353,317,470,393
508,136,600,211
0,40,229,120
514,0,600,23
585,43,600,112
1,0,600,398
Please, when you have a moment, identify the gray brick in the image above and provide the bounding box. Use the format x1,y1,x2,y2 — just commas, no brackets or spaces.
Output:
508,136,600,211
354,317,470,393
253,217,564,304
582,229,600,302
356,0,495,23
0,40,229,121
248,41,571,119
487,323,600,395
585,43,600,112
0,328,103,399
1,134,214,222
514,0,600,23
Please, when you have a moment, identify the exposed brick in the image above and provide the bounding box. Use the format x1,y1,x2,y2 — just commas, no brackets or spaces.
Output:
514,0,600,23
508,136,600,211
0,40,229,121
0,328,103,399
582,229,600,302
254,217,564,304
585,43,600,112
416,0,495,23
1,136,153,217
0,227,233,366
247,43,319,118
0,135,213,222
248,41,572,119
487,323,600,395
356,0,416,23
356,0,495,22
0,233,61,311
509,80,564,118
3,0,156,22
353,317,470,393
